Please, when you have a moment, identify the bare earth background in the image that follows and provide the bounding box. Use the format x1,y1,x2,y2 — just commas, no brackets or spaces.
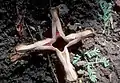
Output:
0,0,120,83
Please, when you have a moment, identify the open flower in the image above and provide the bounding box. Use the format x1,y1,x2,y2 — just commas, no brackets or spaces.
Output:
11,7,94,81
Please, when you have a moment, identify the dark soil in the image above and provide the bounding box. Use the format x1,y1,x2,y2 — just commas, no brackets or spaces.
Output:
0,0,120,83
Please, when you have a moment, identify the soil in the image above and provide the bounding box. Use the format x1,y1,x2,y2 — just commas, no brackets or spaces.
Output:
0,0,120,83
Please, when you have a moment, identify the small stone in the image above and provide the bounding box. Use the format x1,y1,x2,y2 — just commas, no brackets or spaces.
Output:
114,28,120,33
106,36,112,41
77,70,86,75
116,0,120,8
76,61,86,67
0,36,3,40
110,72,119,83
112,37,118,42
118,32,120,36
57,4,69,15
45,76,52,82
0,43,5,47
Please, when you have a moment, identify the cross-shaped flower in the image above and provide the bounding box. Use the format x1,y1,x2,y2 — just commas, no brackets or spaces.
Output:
11,7,94,81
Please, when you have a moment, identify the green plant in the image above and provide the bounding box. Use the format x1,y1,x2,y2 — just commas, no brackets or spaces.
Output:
85,57,109,83
84,47,100,59
72,47,109,83
72,54,81,65
99,57,109,67
86,64,97,83
97,0,113,33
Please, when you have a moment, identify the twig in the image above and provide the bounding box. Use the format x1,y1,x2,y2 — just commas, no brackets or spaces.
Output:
47,54,59,83
3,32,14,43
25,23,34,41
37,26,44,39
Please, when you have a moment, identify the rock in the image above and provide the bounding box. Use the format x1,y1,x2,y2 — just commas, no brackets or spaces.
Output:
111,57,120,79
57,4,69,15
0,43,5,47
100,67,111,78
114,28,120,33
110,72,119,83
67,23,81,31
76,61,86,67
116,0,120,7
115,0,120,12
0,36,4,40
118,32,120,36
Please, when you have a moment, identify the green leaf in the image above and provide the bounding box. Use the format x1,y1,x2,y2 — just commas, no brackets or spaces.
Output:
97,0,112,32
90,74,97,83
84,47,100,59
87,65,97,83
99,57,109,67
72,54,81,64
